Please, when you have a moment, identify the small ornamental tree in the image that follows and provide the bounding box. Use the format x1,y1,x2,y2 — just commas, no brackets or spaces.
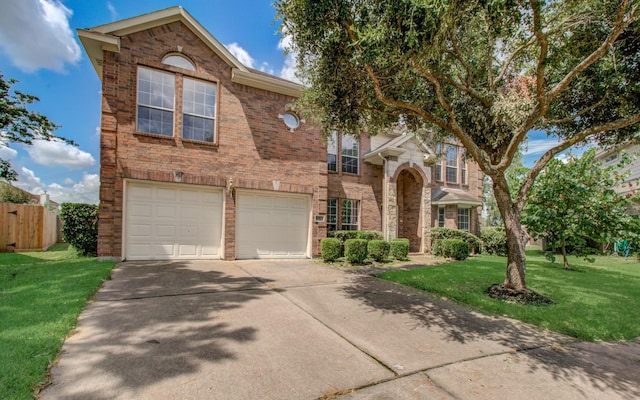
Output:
277,0,640,291
521,148,638,269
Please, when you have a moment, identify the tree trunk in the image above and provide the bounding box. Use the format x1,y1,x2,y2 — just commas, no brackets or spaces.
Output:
560,239,570,270
491,175,527,291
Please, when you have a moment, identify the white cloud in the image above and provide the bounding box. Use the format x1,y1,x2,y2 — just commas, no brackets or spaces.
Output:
225,42,255,68
26,139,95,168
0,0,81,72
0,144,18,160
14,168,99,204
106,1,117,20
522,138,561,156
277,33,301,84
259,62,274,75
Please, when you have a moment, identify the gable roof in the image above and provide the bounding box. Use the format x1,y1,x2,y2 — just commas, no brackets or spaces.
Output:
363,131,436,165
77,6,302,97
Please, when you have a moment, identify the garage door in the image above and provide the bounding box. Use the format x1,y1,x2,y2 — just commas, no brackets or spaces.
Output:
236,191,310,259
124,181,223,260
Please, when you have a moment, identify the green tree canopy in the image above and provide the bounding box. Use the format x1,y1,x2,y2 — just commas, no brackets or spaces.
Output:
0,72,66,181
522,148,638,269
277,0,640,291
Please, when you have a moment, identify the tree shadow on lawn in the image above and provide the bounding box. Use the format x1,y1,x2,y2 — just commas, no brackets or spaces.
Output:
340,271,640,399
42,261,275,400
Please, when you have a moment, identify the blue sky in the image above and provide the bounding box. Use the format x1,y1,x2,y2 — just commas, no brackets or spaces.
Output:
0,0,567,204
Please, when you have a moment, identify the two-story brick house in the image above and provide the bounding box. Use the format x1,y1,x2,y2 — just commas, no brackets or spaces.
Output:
78,7,481,261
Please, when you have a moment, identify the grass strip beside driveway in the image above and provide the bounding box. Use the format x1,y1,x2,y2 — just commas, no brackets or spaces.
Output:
0,244,115,400
378,250,640,342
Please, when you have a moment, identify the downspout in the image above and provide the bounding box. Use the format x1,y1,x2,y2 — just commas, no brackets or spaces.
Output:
378,153,388,241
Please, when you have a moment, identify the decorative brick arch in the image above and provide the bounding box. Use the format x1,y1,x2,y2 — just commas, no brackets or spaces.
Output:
391,162,430,187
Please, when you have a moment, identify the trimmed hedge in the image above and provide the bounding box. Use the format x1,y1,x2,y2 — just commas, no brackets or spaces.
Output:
328,230,383,242
321,238,342,261
368,240,390,262
60,203,98,256
344,239,368,263
431,227,481,254
481,226,508,256
432,239,443,256
390,238,410,260
441,239,470,260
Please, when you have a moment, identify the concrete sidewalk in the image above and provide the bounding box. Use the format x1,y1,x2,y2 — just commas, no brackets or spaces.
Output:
41,260,640,400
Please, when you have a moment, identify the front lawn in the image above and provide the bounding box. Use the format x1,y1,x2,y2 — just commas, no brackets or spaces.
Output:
378,249,640,341
0,244,115,399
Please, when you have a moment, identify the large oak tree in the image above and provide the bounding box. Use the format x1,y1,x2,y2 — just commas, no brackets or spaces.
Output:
276,0,640,291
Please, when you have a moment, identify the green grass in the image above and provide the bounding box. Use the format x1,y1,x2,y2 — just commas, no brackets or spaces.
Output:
378,249,640,341
0,244,115,399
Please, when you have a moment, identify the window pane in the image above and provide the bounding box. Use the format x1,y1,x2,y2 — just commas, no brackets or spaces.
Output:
446,144,458,183
461,149,467,185
327,198,337,232
341,134,359,174
341,199,359,231
162,54,196,71
458,208,470,231
328,132,338,171
137,67,174,136
182,78,216,142
438,207,445,227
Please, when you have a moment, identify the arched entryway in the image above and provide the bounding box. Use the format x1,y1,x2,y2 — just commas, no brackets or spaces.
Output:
396,168,423,252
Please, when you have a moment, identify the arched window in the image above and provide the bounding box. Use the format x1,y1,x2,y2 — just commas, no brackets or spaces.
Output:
162,54,196,71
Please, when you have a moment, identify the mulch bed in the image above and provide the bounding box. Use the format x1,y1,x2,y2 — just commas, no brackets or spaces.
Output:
484,284,554,306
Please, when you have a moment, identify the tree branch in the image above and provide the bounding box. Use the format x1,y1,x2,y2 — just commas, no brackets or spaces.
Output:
516,112,640,212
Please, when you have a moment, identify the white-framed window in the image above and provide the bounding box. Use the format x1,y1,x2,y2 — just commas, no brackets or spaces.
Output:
461,149,467,185
435,143,442,181
341,135,359,174
327,198,338,231
438,206,445,227
605,153,618,163
458,207,470,231
341,199,360,230
446,144,458,183
137,67,175,136
182,78,216,142
162,54,196,71
327,132,338,172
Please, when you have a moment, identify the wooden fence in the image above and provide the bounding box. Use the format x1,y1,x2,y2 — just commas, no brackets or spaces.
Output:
0,203,60,252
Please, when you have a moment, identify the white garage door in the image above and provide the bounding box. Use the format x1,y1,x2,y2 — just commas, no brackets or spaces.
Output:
236,190,310,259
124,181,223,260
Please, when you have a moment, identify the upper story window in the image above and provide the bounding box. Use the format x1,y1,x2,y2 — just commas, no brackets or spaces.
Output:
136,66,217,143
182,78,216,142
342,135,360,174
605,153,618,163
137,68,175,136
162,54,196,71
327,133,338,172
327,132,360,174
434,143,467,185
446,144,458,183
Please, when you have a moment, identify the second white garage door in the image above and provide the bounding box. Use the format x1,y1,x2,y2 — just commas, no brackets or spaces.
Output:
236,190,310,259
125,181,223,260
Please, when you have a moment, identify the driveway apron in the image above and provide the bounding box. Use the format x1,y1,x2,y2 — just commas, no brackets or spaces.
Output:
41,259,640,400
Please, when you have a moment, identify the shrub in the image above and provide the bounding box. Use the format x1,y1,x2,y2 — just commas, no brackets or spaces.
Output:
328,230,359,243
0,183,32,204
432,239,443,256
431,227,481,254
345,239,368,263
481,227,508,256
390,238,410,260
321,238,342,262
60,203,98,256
441,239,470,260
368,240,390,262
357,231,384,241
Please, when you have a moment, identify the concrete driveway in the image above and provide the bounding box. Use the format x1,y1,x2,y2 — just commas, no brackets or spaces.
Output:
42,259,640,400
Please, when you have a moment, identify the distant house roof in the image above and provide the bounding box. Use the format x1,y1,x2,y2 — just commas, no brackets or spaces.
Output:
431,188,482,207
77,6,302,98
